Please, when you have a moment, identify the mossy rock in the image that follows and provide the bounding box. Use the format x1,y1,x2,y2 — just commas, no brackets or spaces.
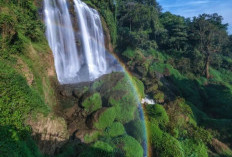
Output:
113,135,143,157
110,98,137,124
87,107,116,130
105,122,125,137
81,92,102,113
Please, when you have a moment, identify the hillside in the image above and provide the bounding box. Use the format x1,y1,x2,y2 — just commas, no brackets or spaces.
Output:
0,0,232,157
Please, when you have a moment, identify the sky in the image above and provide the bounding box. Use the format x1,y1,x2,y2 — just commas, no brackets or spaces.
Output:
157,0,232,34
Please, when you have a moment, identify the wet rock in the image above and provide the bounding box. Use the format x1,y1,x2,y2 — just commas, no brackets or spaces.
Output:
60,87,73,97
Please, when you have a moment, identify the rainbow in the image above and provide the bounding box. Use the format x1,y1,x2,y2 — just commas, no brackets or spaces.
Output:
106,49,151,157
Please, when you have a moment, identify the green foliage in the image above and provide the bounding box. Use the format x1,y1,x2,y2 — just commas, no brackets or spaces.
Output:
0,126,42,157
94,107,116,130
153,91,164,103
82,93,102,113
113,135,143,157
0,60,48,131
132,76,145,98
159,12,188,51
181,139,208,157
0,59,47,156
148,121,184,157
0,1,45,58
122,47,136,60
117,1,161,50
92,141,114,153
146,104,169,127
84,131,101,143
105,122,125,137
110,97,136,124
78,141,115,157
125,120,145,143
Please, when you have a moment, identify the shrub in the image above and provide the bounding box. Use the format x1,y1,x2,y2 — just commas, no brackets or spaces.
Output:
122,47,136,60
153,91,165,103
159,133,184,157
181,139,208,157
146,104,169,127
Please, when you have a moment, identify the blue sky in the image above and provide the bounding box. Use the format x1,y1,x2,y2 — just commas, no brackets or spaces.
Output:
157,0,232,34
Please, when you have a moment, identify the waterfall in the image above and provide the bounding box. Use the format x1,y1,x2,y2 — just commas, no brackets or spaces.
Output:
44,0,80,84
44,0,119,84
73,0,107,81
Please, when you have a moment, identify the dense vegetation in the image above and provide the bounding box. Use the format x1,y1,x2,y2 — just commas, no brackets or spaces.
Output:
84,0,232,156
1,0,232,157
0,0,53,156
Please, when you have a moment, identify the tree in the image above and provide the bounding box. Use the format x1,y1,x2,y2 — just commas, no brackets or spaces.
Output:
117,1,161,49
189,14,228,79
159,12,188,51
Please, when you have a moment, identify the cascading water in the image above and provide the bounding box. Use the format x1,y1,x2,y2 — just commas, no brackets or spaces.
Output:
44,0,81,84
44,0,119,84
73,0,107,81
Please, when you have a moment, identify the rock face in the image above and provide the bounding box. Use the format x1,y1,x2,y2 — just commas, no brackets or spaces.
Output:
27,114,69,156
56,72,126,138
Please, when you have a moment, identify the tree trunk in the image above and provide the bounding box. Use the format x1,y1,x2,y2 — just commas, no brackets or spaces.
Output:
205,54,210,79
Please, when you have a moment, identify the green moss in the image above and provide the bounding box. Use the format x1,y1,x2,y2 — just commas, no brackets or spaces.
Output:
105,122,125,137
111,98,136,124
94,107,116,130
84,131,101,143
92,141,114,153
114,135,143,157
82,93,102,113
